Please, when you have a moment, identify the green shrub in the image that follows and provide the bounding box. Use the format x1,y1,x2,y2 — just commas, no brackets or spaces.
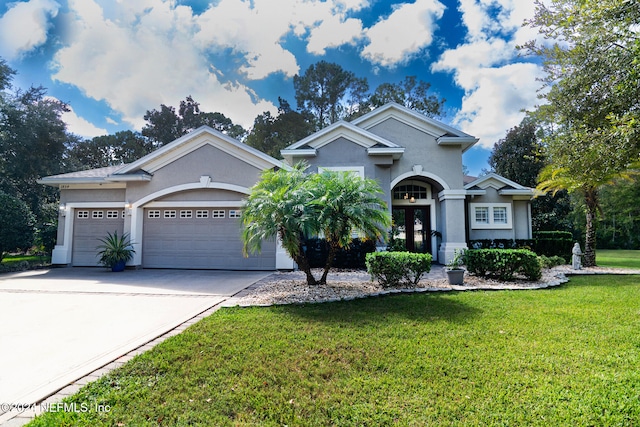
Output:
538,255,567,269
465,249,542,281
366,252,432,288
533,231,573,258
304,238,377,269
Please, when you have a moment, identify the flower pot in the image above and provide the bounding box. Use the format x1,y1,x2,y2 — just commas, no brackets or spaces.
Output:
446,269,465,285
111,260,126,272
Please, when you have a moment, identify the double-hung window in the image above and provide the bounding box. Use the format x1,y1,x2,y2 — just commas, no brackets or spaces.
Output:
470,203,512,229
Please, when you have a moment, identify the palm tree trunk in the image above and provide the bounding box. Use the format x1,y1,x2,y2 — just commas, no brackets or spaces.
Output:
295,240,317,286
583,186,598,267
319,240,340,285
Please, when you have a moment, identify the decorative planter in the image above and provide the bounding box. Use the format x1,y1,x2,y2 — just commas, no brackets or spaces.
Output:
111,260,126,272
446,269,465,285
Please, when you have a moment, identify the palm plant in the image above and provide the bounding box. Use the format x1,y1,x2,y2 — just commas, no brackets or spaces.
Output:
96,231,135,271
242,164,319,285
308,170,390,285
242,165,390,286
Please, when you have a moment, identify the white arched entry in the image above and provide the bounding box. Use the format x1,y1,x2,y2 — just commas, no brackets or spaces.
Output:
390,178,438,261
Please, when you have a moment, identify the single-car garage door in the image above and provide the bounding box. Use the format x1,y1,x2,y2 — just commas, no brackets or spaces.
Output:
142,208,276,270
72,209,125,266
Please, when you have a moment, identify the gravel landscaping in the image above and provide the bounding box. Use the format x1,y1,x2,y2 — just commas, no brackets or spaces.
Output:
233,265,640,306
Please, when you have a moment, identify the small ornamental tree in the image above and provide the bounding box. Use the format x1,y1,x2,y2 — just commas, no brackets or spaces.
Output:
242,165,390,286
0,193,35,261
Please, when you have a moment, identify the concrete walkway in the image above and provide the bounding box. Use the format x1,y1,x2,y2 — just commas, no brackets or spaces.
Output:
0,268,271,426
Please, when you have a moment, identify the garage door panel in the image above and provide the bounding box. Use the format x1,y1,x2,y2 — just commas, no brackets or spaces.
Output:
142,208,275,270
72,210,125,267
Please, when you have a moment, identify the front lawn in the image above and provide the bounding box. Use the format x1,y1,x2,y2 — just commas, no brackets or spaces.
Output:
0,254,50,273
597,249,640,269
29,274,640,426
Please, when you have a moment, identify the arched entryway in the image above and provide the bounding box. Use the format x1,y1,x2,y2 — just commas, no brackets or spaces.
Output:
391,179,437,256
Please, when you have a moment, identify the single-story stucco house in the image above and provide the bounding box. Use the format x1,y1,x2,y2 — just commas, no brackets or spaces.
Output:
39,102,534,269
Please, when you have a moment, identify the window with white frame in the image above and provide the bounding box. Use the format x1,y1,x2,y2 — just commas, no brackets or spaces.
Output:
196,210,209,218
493,206,508,224
148,210,160,218
106,210,119,218
164,210,176,218
318,166,365,179
92,210,104,219
229,210,241,218
77,211,89,219
474,206,489,224
180,210,192,218
470,203,512,229
212,210,225,218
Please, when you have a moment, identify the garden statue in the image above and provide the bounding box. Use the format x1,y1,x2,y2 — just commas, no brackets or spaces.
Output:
572,242,583,270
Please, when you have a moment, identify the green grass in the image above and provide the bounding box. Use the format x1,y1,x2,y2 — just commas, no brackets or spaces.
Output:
597,249,640,269
28,274,640,426
1,254,49,264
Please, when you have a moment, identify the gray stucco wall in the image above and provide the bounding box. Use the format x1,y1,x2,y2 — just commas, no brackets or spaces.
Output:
158,188,247,202
467,189,532,241
60,188,126,203
303,137,392,202
513,200,531,239
366,118,464,190
125,144,263,202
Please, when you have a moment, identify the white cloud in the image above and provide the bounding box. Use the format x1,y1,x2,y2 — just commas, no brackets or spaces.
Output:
306,16,363,55
451,63,544,148
433,1,545,148
51,0,275,129
61,105,108,138
0,0,60,60
361,0,446,67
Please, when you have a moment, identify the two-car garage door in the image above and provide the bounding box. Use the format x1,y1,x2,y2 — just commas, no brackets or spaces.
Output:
141,207,276,270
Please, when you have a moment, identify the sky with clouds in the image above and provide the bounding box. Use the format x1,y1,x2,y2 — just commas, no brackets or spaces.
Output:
0,0,546,175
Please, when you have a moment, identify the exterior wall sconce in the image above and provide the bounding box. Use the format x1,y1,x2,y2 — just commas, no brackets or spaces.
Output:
410,196,416,203
59,204,66,217
124,201,132,216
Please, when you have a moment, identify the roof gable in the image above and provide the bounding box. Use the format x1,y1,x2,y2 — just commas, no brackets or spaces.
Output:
281,120,404,160
464,173,534,197
352,103,478,152
117,126,283,175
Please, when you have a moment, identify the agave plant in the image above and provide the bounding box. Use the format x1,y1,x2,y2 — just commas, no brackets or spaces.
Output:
96,231,135,271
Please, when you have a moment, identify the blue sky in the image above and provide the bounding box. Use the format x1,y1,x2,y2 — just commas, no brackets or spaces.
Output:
0,0,545,175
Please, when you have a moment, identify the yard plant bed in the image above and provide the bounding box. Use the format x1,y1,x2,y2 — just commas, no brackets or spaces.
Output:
28,274,640,426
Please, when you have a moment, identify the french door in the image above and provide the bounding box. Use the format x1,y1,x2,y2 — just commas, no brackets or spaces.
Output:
392,207,432,253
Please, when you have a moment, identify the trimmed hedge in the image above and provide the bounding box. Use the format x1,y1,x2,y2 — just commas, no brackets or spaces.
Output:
469,239,535,250
304,238,377,269
465,249,542,281
469,233,573,258
533,231,573,258
365,252,432,288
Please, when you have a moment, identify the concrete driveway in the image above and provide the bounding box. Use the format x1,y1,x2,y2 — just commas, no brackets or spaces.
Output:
0,268,270,413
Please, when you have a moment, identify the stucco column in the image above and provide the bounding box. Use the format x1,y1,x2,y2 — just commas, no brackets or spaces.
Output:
437,190,468,264
128,206,143,267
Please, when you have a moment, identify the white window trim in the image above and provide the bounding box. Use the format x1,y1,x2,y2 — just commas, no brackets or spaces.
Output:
318,166,365,179
148,210,161,218
212,210,225,218
164,210,177,218
196,210,209,218
469,203,512,229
